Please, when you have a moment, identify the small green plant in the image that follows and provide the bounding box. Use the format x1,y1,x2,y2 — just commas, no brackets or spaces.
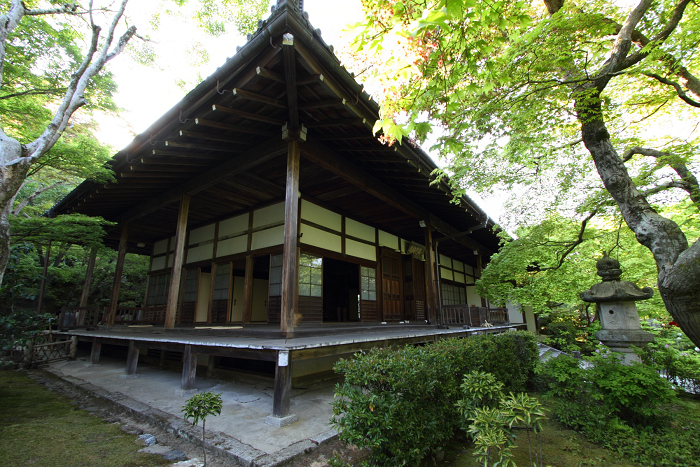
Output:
182,391,222,466
458,371,546,467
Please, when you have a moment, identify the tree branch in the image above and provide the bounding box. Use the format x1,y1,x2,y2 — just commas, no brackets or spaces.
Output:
539,210,598,271
617,0,692,72
622,146,700,206
12,182,64,216
643,73,700,107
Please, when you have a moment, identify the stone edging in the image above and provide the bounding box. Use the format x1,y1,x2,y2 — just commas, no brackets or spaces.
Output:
42,367,339,467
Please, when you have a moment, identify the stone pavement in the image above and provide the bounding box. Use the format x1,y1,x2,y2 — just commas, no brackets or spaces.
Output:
46,356,338,467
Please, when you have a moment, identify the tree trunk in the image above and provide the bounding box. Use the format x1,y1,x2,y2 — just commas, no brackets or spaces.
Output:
576,86,700,347
0,132,31,286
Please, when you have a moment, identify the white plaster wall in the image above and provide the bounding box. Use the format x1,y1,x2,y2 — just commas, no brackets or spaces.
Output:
346,218,375,242
300,224,342,252
251,225,284,250
219,213,249,238
301,200,341,231
506,301,524,324
378,230,399,250
153,239,169,255
253,202,284,228
151,256,166,271
189,224,215,245
216,235,247,257
186,244,214,264
346,239,376,261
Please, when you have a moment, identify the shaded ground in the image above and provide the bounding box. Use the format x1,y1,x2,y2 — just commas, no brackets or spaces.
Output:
0,370,239,467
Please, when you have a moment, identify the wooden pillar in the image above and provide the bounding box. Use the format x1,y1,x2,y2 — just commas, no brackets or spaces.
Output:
272,350,292,417
165,194,190,329
242,255,254,324
207,355,215,377
108,224,129,326
36,241,51,314
90,337,102,365
181,344,197,390
125,340,139,376
79,246,98,308
424,226,438,324
281,141,300,335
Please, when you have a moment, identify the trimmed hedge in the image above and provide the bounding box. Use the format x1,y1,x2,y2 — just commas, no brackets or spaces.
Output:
331,331,539,466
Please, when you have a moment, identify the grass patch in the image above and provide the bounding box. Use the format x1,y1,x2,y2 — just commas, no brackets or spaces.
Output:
441,391,700,467
442,414,639,467
0,370,169,467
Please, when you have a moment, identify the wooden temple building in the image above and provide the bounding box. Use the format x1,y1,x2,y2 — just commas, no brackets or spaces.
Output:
49,0,525,424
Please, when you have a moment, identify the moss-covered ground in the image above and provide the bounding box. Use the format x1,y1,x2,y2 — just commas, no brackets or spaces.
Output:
0,370,169,467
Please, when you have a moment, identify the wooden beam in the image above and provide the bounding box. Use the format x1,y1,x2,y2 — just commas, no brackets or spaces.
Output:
181,344,197,390
79,247,98,308
90,337,101,365
165,140,242,153
424,226,438,324
195,118,275,136
119,138,287,223
179,130,250,144
282,34,299,130
304,118,365,128
299,98,344,110
233,88,287,108
107,223,129,326
281,141,300,335
301,140,492,255
242,255,253,324
272,350,292,418
151,149,221,159
297,73,323,86
256,66,285,83
126,340,139,376
211,105,284,126
164,194,190,329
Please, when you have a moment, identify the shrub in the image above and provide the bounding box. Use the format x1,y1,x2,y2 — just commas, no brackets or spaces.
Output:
331,331,538,466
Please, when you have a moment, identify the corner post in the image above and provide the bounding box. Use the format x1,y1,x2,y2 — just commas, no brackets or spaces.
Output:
124,340,139,377
108,223,129,326
266,350,297,426
165,194,190,329
424,225,438,324
281,138,302,335
181,344,197,390
79,246,98,308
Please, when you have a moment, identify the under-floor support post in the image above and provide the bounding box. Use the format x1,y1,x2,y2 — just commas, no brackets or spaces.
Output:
90,337,102,365
266,350,297,427
181,344,197,391
125,340,139,377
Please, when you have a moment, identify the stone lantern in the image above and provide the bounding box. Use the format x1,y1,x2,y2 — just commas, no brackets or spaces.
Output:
580,255,655,364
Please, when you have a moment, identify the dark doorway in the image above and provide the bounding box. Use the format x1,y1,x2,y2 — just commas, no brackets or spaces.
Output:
323,258,360,322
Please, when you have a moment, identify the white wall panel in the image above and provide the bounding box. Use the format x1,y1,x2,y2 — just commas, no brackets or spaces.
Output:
153,239,169,255
453,260,464,272
219,213,249,238
251,225,284,250
454,271,465,284
216,235,247,257
439,254,451,267
346,239,376,261
301,200,341,231
378,230,399,250
253,202,284,228
151,256,166,271
440,266,453,281
189,223,215,245
300,224,341,252
466,285,481,307
346,219,375,242
186,244,214,264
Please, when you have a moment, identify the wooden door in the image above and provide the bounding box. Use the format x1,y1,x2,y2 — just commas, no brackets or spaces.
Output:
195,272,211,323
381,248,403,322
